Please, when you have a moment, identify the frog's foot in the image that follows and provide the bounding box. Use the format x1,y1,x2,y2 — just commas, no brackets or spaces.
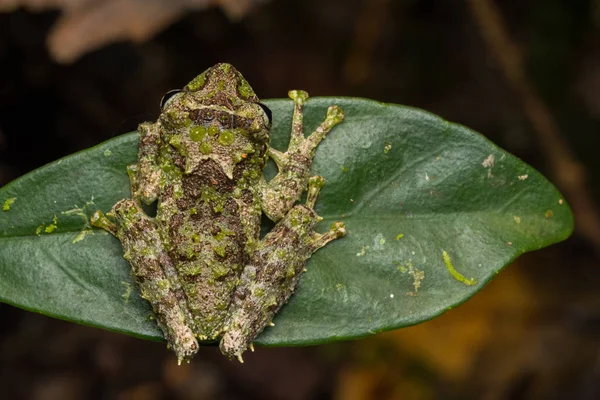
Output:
286,90,344,153
305,175,325,209
93,199,199,363
267,91,344,165
91,210,117,235
219,326,249,363
261,93,344,221
305,176,346,251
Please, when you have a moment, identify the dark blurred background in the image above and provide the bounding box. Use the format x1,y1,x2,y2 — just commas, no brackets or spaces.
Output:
0,0,599,399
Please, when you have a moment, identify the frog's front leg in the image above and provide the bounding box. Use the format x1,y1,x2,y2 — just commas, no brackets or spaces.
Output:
260,91,344,221
220,176,346,362
91,200,198,364
128,122,162,204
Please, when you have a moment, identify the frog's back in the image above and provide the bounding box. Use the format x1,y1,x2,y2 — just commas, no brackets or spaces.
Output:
152,63,270,339
157,156,261,339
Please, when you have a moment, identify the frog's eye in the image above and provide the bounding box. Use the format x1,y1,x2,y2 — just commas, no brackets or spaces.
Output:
160,89,183,109
257,103,272,126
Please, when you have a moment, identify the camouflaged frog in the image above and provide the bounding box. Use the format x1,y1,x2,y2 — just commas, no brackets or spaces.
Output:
92,63,345,363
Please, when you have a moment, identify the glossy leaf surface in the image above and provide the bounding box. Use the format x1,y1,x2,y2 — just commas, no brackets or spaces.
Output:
0,98,573,346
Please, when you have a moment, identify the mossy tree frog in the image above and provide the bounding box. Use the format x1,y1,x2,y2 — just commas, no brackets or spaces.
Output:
92,63,345,363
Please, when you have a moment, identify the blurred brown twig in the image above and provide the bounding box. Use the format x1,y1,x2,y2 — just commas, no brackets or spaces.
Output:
466,0,598,250
0,0,270,63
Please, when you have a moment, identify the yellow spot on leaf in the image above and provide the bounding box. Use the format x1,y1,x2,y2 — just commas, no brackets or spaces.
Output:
442,250,477,286
545,210,553,219
395,233,404,240
384,142,392,154
44,215,58,233
3,197,16,211
513,216,521,224
35,225,44,235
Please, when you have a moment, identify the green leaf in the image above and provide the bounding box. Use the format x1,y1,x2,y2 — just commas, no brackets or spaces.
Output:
0,98,573,346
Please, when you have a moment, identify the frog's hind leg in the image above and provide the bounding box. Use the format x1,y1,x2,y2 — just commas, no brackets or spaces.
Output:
92,200,198,364
260,91,344,222
220,176,345,361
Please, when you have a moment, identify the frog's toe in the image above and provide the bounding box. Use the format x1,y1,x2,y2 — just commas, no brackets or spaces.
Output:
219,330,248,362
174,335,200,365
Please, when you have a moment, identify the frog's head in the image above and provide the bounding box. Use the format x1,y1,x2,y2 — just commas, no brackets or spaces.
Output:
158,63,272,179
185,63,258,102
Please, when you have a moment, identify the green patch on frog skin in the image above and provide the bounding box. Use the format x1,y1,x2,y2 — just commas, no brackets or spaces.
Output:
207,126,220,137
3,197,16,211
168,135,184,153
164,110,192,128
442,250,477,286
218,130,235,146
157,279,170,291
214,226,235,242
199,142,212,155
286,265,296,278
200,186,226,213
234,127,248,137
220,64,231,74
186,72,207,91
180,263,203,277
190,126,207,142
213,245,227,257
276,249,287,259
186,247,195,260
237,78,254,99
212,263,229,279
192,232,201,243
